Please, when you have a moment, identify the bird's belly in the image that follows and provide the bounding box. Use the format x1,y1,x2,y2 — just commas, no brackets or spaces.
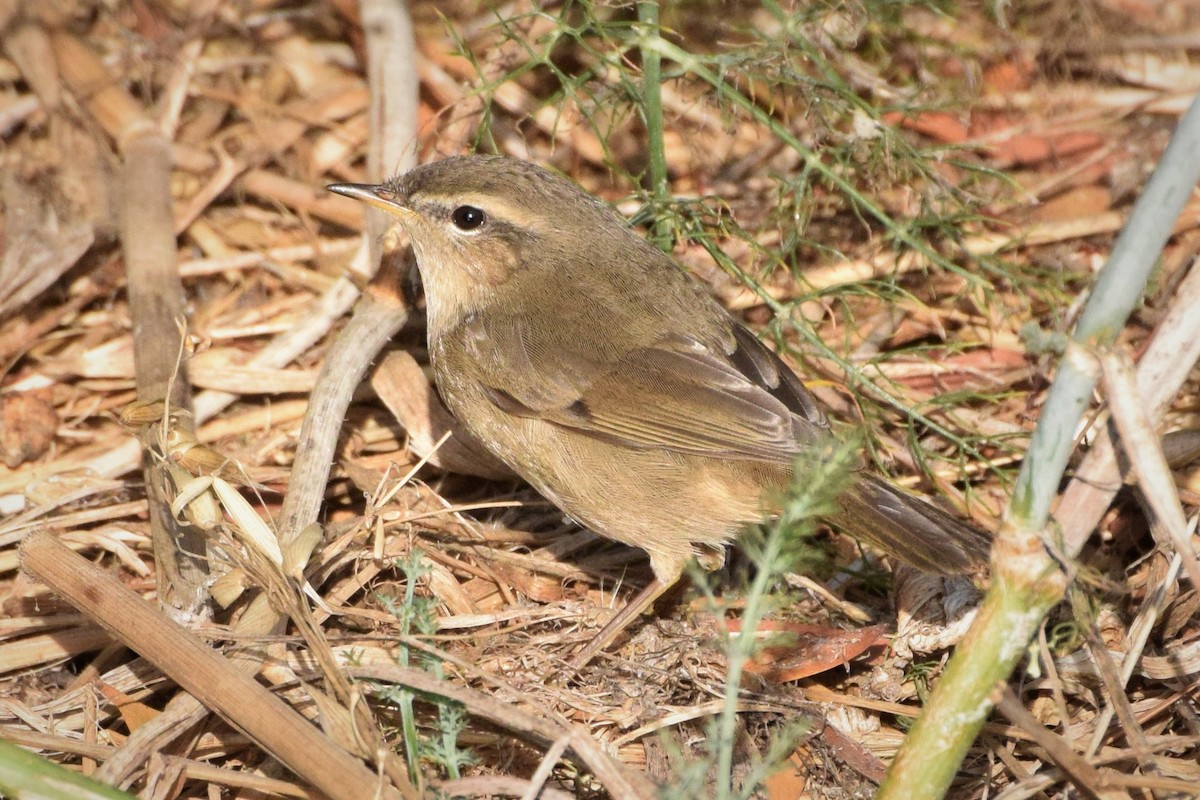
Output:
438,375,786,574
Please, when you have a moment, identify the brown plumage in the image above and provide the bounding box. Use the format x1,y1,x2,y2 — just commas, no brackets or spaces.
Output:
329,156,990,667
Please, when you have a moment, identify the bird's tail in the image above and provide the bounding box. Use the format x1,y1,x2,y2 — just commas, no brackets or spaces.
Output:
831,473,991,575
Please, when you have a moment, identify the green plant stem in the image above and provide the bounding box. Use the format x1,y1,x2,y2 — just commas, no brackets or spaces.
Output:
637,1,670,249
432,658,463,780
881,528,1066,794
0,739,136,800
714,525,782,800
397,556,424,789
1012,100,1200,523
878,91,1200,799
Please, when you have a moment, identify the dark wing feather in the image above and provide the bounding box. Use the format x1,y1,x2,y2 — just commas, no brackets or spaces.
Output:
727,323,827,429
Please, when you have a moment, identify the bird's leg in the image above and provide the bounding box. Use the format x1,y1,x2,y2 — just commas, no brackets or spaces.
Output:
568,576,674,670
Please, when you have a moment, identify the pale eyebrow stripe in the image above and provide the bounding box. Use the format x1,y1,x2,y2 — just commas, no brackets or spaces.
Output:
417,191,544,230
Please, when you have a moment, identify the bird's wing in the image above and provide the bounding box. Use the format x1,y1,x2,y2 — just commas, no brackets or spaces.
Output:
465,312,829,462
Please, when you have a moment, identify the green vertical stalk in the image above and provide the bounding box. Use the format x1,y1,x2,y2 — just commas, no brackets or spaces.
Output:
714,525,785,800
638,1,670,249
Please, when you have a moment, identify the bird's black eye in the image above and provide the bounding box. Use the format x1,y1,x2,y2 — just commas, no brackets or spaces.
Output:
450,205,486,231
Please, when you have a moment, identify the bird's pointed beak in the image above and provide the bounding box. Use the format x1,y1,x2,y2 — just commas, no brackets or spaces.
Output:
326,183,415,219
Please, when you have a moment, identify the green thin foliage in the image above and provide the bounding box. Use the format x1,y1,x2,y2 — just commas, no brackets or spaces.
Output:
375,550,475,786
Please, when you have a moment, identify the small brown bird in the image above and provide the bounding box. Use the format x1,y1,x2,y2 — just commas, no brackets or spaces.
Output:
329,156,990,667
